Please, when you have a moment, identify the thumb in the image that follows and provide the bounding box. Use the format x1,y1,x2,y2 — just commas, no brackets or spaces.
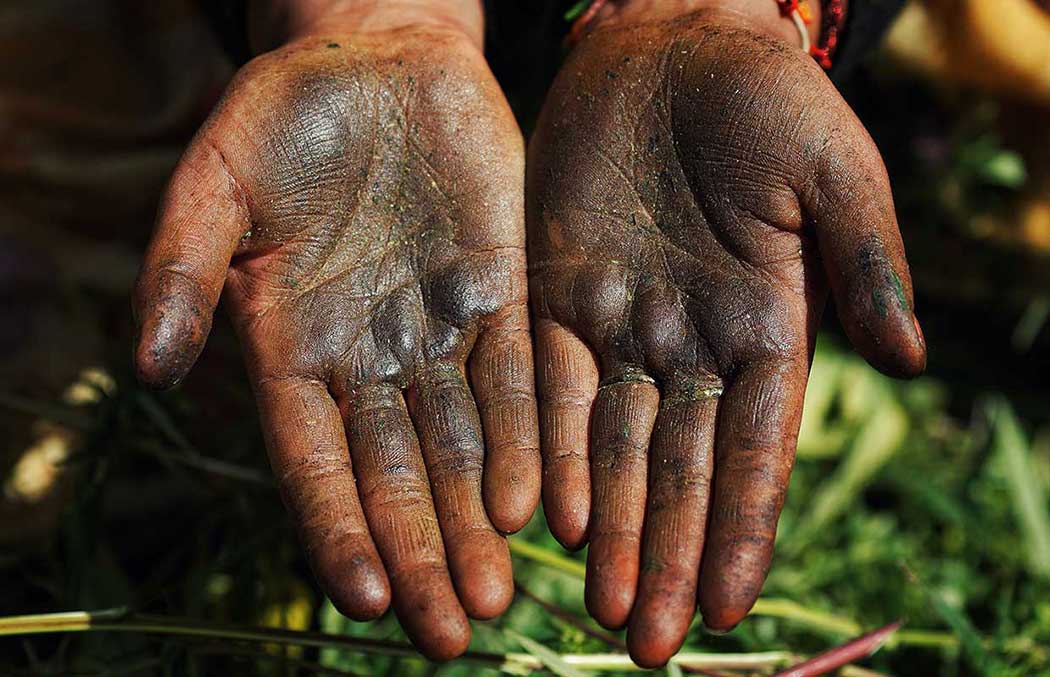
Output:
804,127,926,379
134,136,249,389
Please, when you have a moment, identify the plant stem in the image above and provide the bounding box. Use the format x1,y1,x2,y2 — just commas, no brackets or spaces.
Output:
772,621,900,677
0,608,795,673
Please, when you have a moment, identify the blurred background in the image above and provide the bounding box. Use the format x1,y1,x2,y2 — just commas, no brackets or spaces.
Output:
1,0,1049,674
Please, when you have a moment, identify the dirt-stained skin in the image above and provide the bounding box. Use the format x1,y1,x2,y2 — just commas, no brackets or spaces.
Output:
133,24,539,661
528,4,926,667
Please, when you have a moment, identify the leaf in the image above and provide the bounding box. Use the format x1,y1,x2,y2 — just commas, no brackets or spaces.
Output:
990,397,1050,578
929,593,999,673
977,150,1027,188
505,629,588,677
797,349,847,459
796,396,909,540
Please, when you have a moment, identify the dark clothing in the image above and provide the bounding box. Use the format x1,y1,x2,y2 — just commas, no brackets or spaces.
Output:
829,0,907,84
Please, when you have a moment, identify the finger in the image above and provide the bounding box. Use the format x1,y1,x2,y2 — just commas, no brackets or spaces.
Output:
585,375,659,630
535,319,600,550
134,137,249,388
408,363,514,621
698,358,808,631
255,376,390,621
805,126,925,378
628,387,718,667
344,384,471,661
470,305,541,534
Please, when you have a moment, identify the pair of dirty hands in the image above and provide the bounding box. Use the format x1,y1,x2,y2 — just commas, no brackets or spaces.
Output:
134,0,925,667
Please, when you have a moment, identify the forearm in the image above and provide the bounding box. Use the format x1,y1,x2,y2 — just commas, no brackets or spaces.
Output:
584,0,822,46
249,0,484,52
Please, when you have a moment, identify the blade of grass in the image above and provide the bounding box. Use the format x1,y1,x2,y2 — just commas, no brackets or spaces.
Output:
751,599,860,636
1011,296,1049,352
0,392,95,430
506,628,588,677
929,593,1001,674
990,396,1050,578
508,536,586,578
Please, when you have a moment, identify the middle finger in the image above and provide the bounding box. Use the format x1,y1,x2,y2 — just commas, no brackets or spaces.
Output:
407,362,514,620
585,373,659,629
627,386,718,667
344,384,470,660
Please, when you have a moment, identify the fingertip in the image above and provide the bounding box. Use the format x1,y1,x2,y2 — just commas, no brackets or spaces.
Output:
313,545,392,621
448,532,514,620
834,253,927,380
627,616,687,669
543,489,590,551
697,583,754,633
696,551,765,634
585,542,639,630
418,620,472,662
849,313,926,380
627,635,674,669
697,547,765,634
542,457,591,550
893,314,927,378
484,452,541,534
395,577,472,661
133,273,212,389
585,581,634,631
461,577,514,621
628,567,701,668
699,605,747,634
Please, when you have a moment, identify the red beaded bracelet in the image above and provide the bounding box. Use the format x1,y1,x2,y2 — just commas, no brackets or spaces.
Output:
570,0,846,70
811,0,846,69
774,0,846,68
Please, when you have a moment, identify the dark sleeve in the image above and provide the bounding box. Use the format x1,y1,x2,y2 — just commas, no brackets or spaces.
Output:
828,0,907,85
196,0,251,67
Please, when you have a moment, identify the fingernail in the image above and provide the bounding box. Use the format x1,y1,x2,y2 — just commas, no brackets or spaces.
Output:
912,315,925,349
702,623,738,636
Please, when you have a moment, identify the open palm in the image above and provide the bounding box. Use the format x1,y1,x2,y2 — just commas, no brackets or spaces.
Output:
134,27,539,660
528,8,925,666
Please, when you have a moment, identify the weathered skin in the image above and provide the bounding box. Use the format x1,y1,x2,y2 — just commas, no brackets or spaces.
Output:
528,4,926,667
133,23,539,660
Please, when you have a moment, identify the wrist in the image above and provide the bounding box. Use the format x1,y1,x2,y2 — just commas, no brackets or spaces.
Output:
581,0,824,51
251,0,484,53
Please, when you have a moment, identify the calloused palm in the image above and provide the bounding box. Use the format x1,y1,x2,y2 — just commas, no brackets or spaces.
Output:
528,8,925,667
134,28,539,660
